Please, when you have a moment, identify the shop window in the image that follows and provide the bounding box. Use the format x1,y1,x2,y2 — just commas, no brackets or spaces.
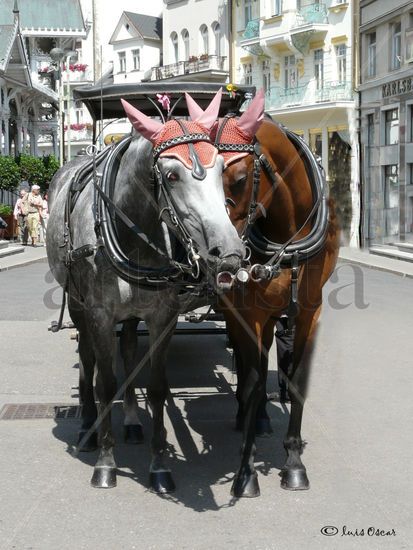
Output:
384,165,399,237
408,105,413,142
384,108,399,145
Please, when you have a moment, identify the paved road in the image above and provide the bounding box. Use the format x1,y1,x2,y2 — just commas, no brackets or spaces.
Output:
0,259,411,549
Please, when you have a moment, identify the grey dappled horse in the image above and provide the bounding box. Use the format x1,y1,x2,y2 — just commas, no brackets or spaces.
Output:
47,92,244,491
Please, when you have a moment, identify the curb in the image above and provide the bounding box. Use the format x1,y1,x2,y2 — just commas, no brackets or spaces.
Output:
0,255,48,273
337,256,413,279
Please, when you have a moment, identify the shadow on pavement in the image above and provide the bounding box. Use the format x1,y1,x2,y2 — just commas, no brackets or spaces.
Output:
52,333,289,511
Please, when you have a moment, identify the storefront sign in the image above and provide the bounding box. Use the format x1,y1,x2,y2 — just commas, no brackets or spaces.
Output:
382,77,413,98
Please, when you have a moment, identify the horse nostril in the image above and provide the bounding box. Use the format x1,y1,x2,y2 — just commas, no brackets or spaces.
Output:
208,246,221,258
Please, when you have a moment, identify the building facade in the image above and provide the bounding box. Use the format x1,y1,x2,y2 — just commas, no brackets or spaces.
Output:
359,0,413,255
0,0,87,159
150,0,230,83
233,0,359,245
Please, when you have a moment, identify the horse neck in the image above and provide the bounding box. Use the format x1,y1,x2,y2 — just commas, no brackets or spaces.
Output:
113,136,166,264
256,123,313,243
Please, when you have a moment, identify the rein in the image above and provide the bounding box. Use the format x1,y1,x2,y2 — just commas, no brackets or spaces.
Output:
63,124,216,290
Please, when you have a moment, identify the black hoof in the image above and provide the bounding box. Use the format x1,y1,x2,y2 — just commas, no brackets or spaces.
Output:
255,417,273,437
91,467,117,488
280,469,310,491
123,424,144,444
231,471,260,498
150,471,175,494
77,430,98,452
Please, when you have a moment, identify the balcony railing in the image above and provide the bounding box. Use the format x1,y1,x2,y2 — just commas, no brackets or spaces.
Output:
242,19,260,40
150,55,227,80
266,81,353,110
294,3,328,26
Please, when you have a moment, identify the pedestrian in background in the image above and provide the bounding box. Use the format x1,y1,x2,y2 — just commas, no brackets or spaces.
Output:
40,192,49,245
13,189,29,245
26,185,43,247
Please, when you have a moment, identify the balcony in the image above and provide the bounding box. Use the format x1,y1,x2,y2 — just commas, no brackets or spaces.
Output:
149,55,227,82
266,81,353,111
242,19,260,40
294,3,328,26
291,3,328,54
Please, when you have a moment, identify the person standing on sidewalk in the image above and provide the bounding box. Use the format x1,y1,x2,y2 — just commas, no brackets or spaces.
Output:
26,185,43,247
13,189,29,245
39,192,49,245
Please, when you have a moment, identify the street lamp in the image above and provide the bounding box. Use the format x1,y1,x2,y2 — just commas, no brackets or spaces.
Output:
50,48,78,166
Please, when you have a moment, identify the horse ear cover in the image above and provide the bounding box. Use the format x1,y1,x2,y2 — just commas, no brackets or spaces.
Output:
121,99,164,142
185,88,222,130
237,89,265,138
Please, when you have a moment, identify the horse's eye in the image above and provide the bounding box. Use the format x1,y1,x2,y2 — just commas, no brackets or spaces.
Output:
232,176,247,188
166,171,179,183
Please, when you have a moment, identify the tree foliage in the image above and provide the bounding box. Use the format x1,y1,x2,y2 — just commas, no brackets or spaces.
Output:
0,156,20,191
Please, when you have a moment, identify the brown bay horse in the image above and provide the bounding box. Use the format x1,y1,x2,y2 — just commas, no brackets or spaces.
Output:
188,90,340,497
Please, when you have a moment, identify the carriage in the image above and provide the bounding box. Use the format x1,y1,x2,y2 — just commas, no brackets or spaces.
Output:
47,81,339,497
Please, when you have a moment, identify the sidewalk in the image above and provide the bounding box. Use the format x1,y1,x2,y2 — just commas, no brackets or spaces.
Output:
0,243,48,272
1,242,413,278
338,246,413,278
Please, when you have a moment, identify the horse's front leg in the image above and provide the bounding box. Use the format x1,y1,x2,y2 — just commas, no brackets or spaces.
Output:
88,310,118,488
281,305,321,491
68,300,98,452
119,319,144,444
146,310,177,493
226,315,264,498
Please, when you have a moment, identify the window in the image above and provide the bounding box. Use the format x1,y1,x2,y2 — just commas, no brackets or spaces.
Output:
200,25,209,55
384,165,399,237
262,59,271,93
406,26,413,62
385,109,399,145
314,48,324,90
284,55,297,89
391,21,401,70
310,132,322,158
212,22,221,57
243,63,252,85
245,0,252,25
273,0,282,16
367,32,376,77
409,105,413,141
170,32,178,63
367,114,375,146
335,44,347,83
182,29,190,60
132,49,140,71
118,51,126,73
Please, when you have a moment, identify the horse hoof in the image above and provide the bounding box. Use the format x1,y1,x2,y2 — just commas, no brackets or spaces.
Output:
77,430,98,452
150,471,175,494
231,471,260,498
255,417,273,437
280,469,310,491
123,424,144,444
91,467,117,488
